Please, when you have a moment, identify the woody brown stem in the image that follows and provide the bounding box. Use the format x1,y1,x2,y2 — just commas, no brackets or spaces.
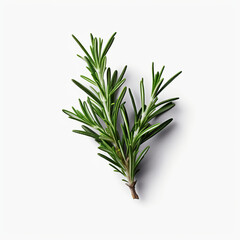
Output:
126,181,139,199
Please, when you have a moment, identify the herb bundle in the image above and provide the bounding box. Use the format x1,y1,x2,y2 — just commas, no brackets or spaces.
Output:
62,33,181,199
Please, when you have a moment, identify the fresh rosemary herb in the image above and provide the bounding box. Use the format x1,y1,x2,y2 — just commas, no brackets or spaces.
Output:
62,33,182,199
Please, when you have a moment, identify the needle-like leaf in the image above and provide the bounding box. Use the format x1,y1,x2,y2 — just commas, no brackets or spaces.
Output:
72,34,94,64
140,78,145,114
98,153,121,168
134,123,162,143
110,78,126,95
118,65,127,83
113,86,127,125
129,88,137,118
72,79,102,106
80,75,96,85
155,97,179,107
101,32,117,58
135,146,150,169
149,102,175,120
73,129,99,139
158,71,182,94
142,118,173,144
120,106,131,138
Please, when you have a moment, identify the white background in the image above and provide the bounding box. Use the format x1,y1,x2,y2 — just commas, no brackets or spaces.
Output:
1,0,239,239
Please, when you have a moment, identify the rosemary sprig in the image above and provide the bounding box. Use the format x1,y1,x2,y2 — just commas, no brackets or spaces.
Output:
62,33,182,199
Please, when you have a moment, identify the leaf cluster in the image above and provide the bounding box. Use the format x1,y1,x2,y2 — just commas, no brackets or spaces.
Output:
63,33,181,184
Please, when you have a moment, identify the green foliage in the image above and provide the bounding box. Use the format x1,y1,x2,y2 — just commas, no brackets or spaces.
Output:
62,32,182,198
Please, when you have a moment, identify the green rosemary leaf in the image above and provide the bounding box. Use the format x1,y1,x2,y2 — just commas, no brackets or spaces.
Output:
71,107,84,119
121,103,129,126
63,109,93,126
142,118,173,143
90,102,105,119
99,140,125,169
152,78,164,97
128,144,134,179
84,56,97,75
99,55,107,73
107,68,111,88
90,33,94,44
117,140,125,160
140,78,145,114
101,32,117,59
159,65,165,82
78,99,87,116
83,101,95,124
158,71,182,94
135,146,150,169
80,75,96,85
90,46,96,64
120,106,130,138
136,104,146,120
110,78,126,95
149,102,175,120
77,102,95,126
152,62,155,82
98,153,121,168
77,54,84,60
152,62,155,93
93,78,105,96
82,125,98,135
155,97,179,108
98,135,113,142
113,86,127,125
110,147,126,170
93,37,99,64
90,86,99,96
120,124,128,147
87,97,102,127
99,38,103,57
73,129,99,139
109,164,124,175
128,88,137,118
111,70,118,86
100,140,113,151
62,109,82,122
98,145,112,155
72,79,102,106
155,71,160,85
72,34,94,64
118,65,127,83
135,122,162,143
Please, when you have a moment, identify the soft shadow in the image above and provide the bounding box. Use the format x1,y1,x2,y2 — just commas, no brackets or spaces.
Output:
135,121,178,201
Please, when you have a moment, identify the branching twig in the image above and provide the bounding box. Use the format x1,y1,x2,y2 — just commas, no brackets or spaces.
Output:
62,33,182,199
